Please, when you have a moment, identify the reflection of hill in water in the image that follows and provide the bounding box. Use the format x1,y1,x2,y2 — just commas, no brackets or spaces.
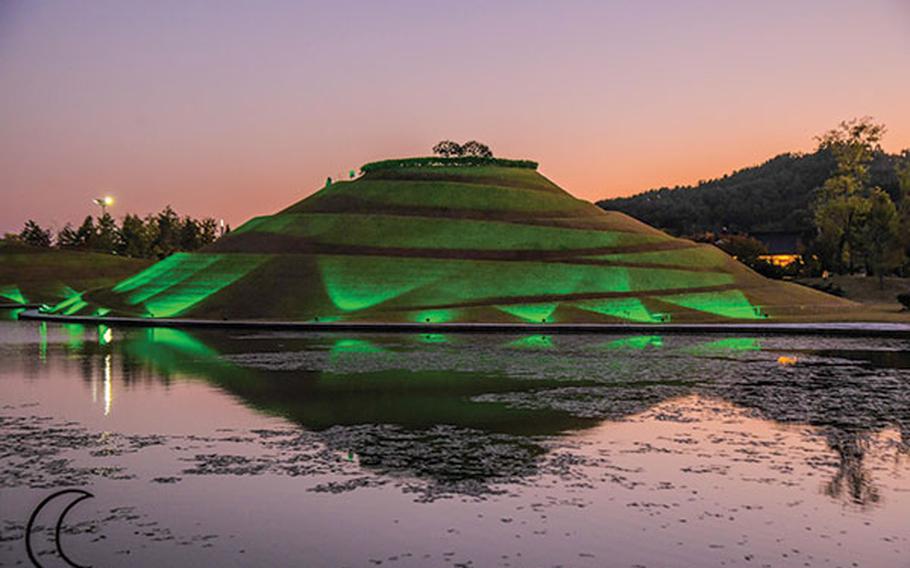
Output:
118,329,602,492
117,328,910,504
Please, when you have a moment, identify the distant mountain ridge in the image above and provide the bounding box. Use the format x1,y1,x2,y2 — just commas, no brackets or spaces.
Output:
598,150,903,236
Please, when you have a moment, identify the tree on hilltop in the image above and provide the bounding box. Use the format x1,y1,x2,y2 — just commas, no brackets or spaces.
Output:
461,140,493,158
432,140,494,158
432,140,463,157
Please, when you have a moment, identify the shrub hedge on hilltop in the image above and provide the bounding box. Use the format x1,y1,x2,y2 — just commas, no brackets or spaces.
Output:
361,156,539,173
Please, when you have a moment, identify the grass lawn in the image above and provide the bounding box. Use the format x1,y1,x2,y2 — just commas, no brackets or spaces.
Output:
795,275,910,314
0,242,151,305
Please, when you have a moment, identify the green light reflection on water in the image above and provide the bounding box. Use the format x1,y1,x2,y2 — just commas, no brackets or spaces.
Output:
691,337,761,353
38,322,47,362
603,335,664,350
507,335,554,349
416,333,449,344
98,325,113,346
63,324,86,350
331,338,385,353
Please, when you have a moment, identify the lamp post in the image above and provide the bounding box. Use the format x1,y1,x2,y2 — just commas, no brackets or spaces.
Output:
93,196,114,216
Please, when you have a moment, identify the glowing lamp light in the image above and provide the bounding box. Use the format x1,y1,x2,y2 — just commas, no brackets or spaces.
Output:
92,196,115,214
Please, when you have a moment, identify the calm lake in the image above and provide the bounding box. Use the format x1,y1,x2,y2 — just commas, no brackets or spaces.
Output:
2,312,909,567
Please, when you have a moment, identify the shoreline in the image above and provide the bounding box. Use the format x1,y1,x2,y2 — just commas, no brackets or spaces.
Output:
15,309,910,338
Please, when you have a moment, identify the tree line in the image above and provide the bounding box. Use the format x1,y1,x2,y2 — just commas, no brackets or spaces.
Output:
600,118,910,283
9,206,227,259
810,118,909,283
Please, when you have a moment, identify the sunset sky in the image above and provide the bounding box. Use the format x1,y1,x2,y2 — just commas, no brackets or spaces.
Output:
1,0,909,234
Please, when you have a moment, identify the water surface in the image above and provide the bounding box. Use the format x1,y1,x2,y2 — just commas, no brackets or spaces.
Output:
2,315,909,566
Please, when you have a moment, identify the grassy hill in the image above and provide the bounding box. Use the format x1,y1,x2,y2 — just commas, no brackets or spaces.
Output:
58,157,861,323
0,242,151,306
598,150,902,236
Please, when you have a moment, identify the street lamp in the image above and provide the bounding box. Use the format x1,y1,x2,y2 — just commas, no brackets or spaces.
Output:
93,196,114,216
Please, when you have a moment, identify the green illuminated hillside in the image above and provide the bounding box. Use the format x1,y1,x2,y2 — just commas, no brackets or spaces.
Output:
68,159,853,323
0,242,151,307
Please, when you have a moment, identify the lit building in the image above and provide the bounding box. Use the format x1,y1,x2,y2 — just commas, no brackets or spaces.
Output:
752,231,803,267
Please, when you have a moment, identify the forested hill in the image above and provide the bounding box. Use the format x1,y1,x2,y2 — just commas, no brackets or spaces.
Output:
598,150,902,236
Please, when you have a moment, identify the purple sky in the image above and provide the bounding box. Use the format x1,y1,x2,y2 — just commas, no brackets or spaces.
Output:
1,0,909,233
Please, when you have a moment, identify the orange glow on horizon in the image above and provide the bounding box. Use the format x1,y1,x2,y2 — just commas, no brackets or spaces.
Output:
1,1,908,232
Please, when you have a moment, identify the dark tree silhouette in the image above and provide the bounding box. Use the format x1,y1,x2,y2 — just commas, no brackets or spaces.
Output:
95,212,120,253
56,223,79,248
19,220,52,247
119,214,150,257
200,218,219,244
75,216,97,249
7,206,223,259
432,140,463,157
179,217,202,251
461,140,493,158
152,206,181,258
824,431,880,509
716,234,767,264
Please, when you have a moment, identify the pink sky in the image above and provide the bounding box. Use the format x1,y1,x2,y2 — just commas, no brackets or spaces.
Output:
1,0,909,234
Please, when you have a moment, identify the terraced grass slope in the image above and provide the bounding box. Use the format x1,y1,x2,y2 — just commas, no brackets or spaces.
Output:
0,242,151,307
71,160,852,323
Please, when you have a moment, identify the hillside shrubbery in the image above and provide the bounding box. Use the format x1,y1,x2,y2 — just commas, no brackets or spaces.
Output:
362,140,538,172
361,156,539,173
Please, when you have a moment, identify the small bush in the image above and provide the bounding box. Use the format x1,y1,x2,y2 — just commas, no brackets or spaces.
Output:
808,281,845,297
897,293,910,310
